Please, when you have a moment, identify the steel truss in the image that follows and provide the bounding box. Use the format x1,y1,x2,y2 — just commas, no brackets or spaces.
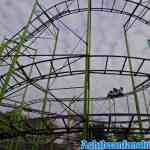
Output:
1,0,150,149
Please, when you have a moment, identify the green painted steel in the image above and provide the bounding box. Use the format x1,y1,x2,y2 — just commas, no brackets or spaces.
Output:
83,0,92,139
41,31,59,116
124,30,143,131
0,2,37,102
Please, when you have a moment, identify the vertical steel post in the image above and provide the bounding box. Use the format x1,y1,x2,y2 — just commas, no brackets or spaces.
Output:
124,29,142,130
42,30,59,116
84,0,92,139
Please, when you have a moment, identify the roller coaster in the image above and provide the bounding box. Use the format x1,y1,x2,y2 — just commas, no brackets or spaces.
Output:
1,0,150,149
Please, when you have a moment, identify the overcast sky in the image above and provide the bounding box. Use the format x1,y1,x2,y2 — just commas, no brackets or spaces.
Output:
1,0,150,126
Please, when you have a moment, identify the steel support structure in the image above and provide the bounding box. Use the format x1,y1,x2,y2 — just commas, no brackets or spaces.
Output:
124,29,143,131
83,0,92,139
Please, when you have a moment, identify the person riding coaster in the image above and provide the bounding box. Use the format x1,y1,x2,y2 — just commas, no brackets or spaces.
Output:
107,87,124,98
